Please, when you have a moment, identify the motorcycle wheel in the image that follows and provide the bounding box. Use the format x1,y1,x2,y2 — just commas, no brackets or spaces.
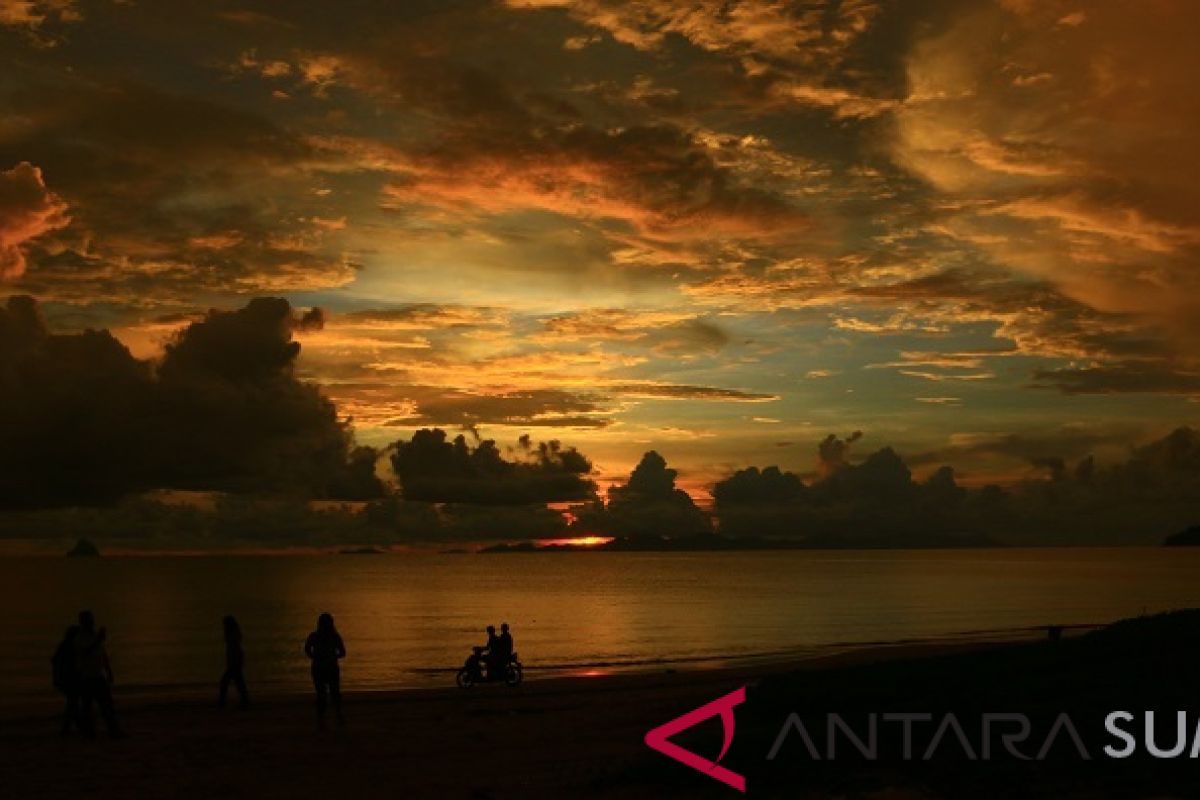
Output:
505,662,523,686
456,668,475,688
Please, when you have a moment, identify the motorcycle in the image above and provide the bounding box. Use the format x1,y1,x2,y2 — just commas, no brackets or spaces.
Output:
456,647,523,688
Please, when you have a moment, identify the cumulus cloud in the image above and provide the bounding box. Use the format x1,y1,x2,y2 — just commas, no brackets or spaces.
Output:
817,430,862,476
388,427,595,504
574,450,712,538
714,426,1200,545
0,163,69,279
712,465,806,505
0,295,380,509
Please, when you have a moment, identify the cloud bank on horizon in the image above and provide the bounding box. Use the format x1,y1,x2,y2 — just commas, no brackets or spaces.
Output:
1,0,1198,489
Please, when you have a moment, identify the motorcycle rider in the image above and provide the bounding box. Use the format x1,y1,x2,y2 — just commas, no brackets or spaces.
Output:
497,623,514,667
483,625,502,680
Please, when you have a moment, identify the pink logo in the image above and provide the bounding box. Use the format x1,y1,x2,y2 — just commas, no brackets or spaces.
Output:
644,686,747,793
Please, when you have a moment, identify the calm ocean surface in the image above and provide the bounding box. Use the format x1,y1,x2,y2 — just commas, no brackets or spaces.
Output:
2,548,1198,705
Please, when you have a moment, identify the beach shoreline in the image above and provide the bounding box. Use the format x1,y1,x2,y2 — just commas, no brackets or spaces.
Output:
6,612,1198,799
0,634,1036,799
0,627,1054,716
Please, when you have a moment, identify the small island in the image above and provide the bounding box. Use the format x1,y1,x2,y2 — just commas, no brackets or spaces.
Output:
338,545,386,555
1164,525,1200,546
66,537,101,557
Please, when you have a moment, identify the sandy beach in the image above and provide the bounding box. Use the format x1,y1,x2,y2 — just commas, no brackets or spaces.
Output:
7,611,1200,800
0,638,1017,800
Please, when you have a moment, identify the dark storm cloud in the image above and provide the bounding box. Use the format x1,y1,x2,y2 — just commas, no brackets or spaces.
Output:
0,293,154,507
388,427,596,504
0,294,380,509
148,298,381,498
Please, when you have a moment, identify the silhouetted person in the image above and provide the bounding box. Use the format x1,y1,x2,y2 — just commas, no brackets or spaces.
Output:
304,613,345,728
497,622,514,665
484,625,501,681
75,610,121,738
51,625,80,735
218,615,249,709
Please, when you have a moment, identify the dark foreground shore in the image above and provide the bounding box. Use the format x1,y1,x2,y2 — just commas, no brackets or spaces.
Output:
3,614,1199,799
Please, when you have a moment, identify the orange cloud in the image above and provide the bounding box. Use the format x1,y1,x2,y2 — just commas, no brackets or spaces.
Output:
0,0,78,29
0,162,70,280
893,0,1200,342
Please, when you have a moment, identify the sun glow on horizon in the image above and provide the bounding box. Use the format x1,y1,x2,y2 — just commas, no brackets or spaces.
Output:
537,536,614,548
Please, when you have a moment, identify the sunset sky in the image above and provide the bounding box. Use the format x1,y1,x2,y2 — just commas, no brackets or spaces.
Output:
3,0,1198,492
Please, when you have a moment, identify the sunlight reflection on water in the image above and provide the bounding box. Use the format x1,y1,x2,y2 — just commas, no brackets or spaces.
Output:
2,548,1198,704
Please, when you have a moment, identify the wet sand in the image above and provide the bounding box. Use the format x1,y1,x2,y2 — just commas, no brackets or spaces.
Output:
0,638,1028,800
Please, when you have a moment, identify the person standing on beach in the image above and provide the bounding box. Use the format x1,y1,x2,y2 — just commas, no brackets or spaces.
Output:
218,615,250,709
74,610,122,738
51,625,80,735
304,613,345,728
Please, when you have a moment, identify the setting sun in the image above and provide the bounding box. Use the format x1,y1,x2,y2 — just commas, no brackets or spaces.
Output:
537,536,615,548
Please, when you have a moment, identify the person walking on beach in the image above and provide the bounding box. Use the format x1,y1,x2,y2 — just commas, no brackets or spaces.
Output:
304,613,345,728
51,625,81,735
218,615,250,709
74,610,122,738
